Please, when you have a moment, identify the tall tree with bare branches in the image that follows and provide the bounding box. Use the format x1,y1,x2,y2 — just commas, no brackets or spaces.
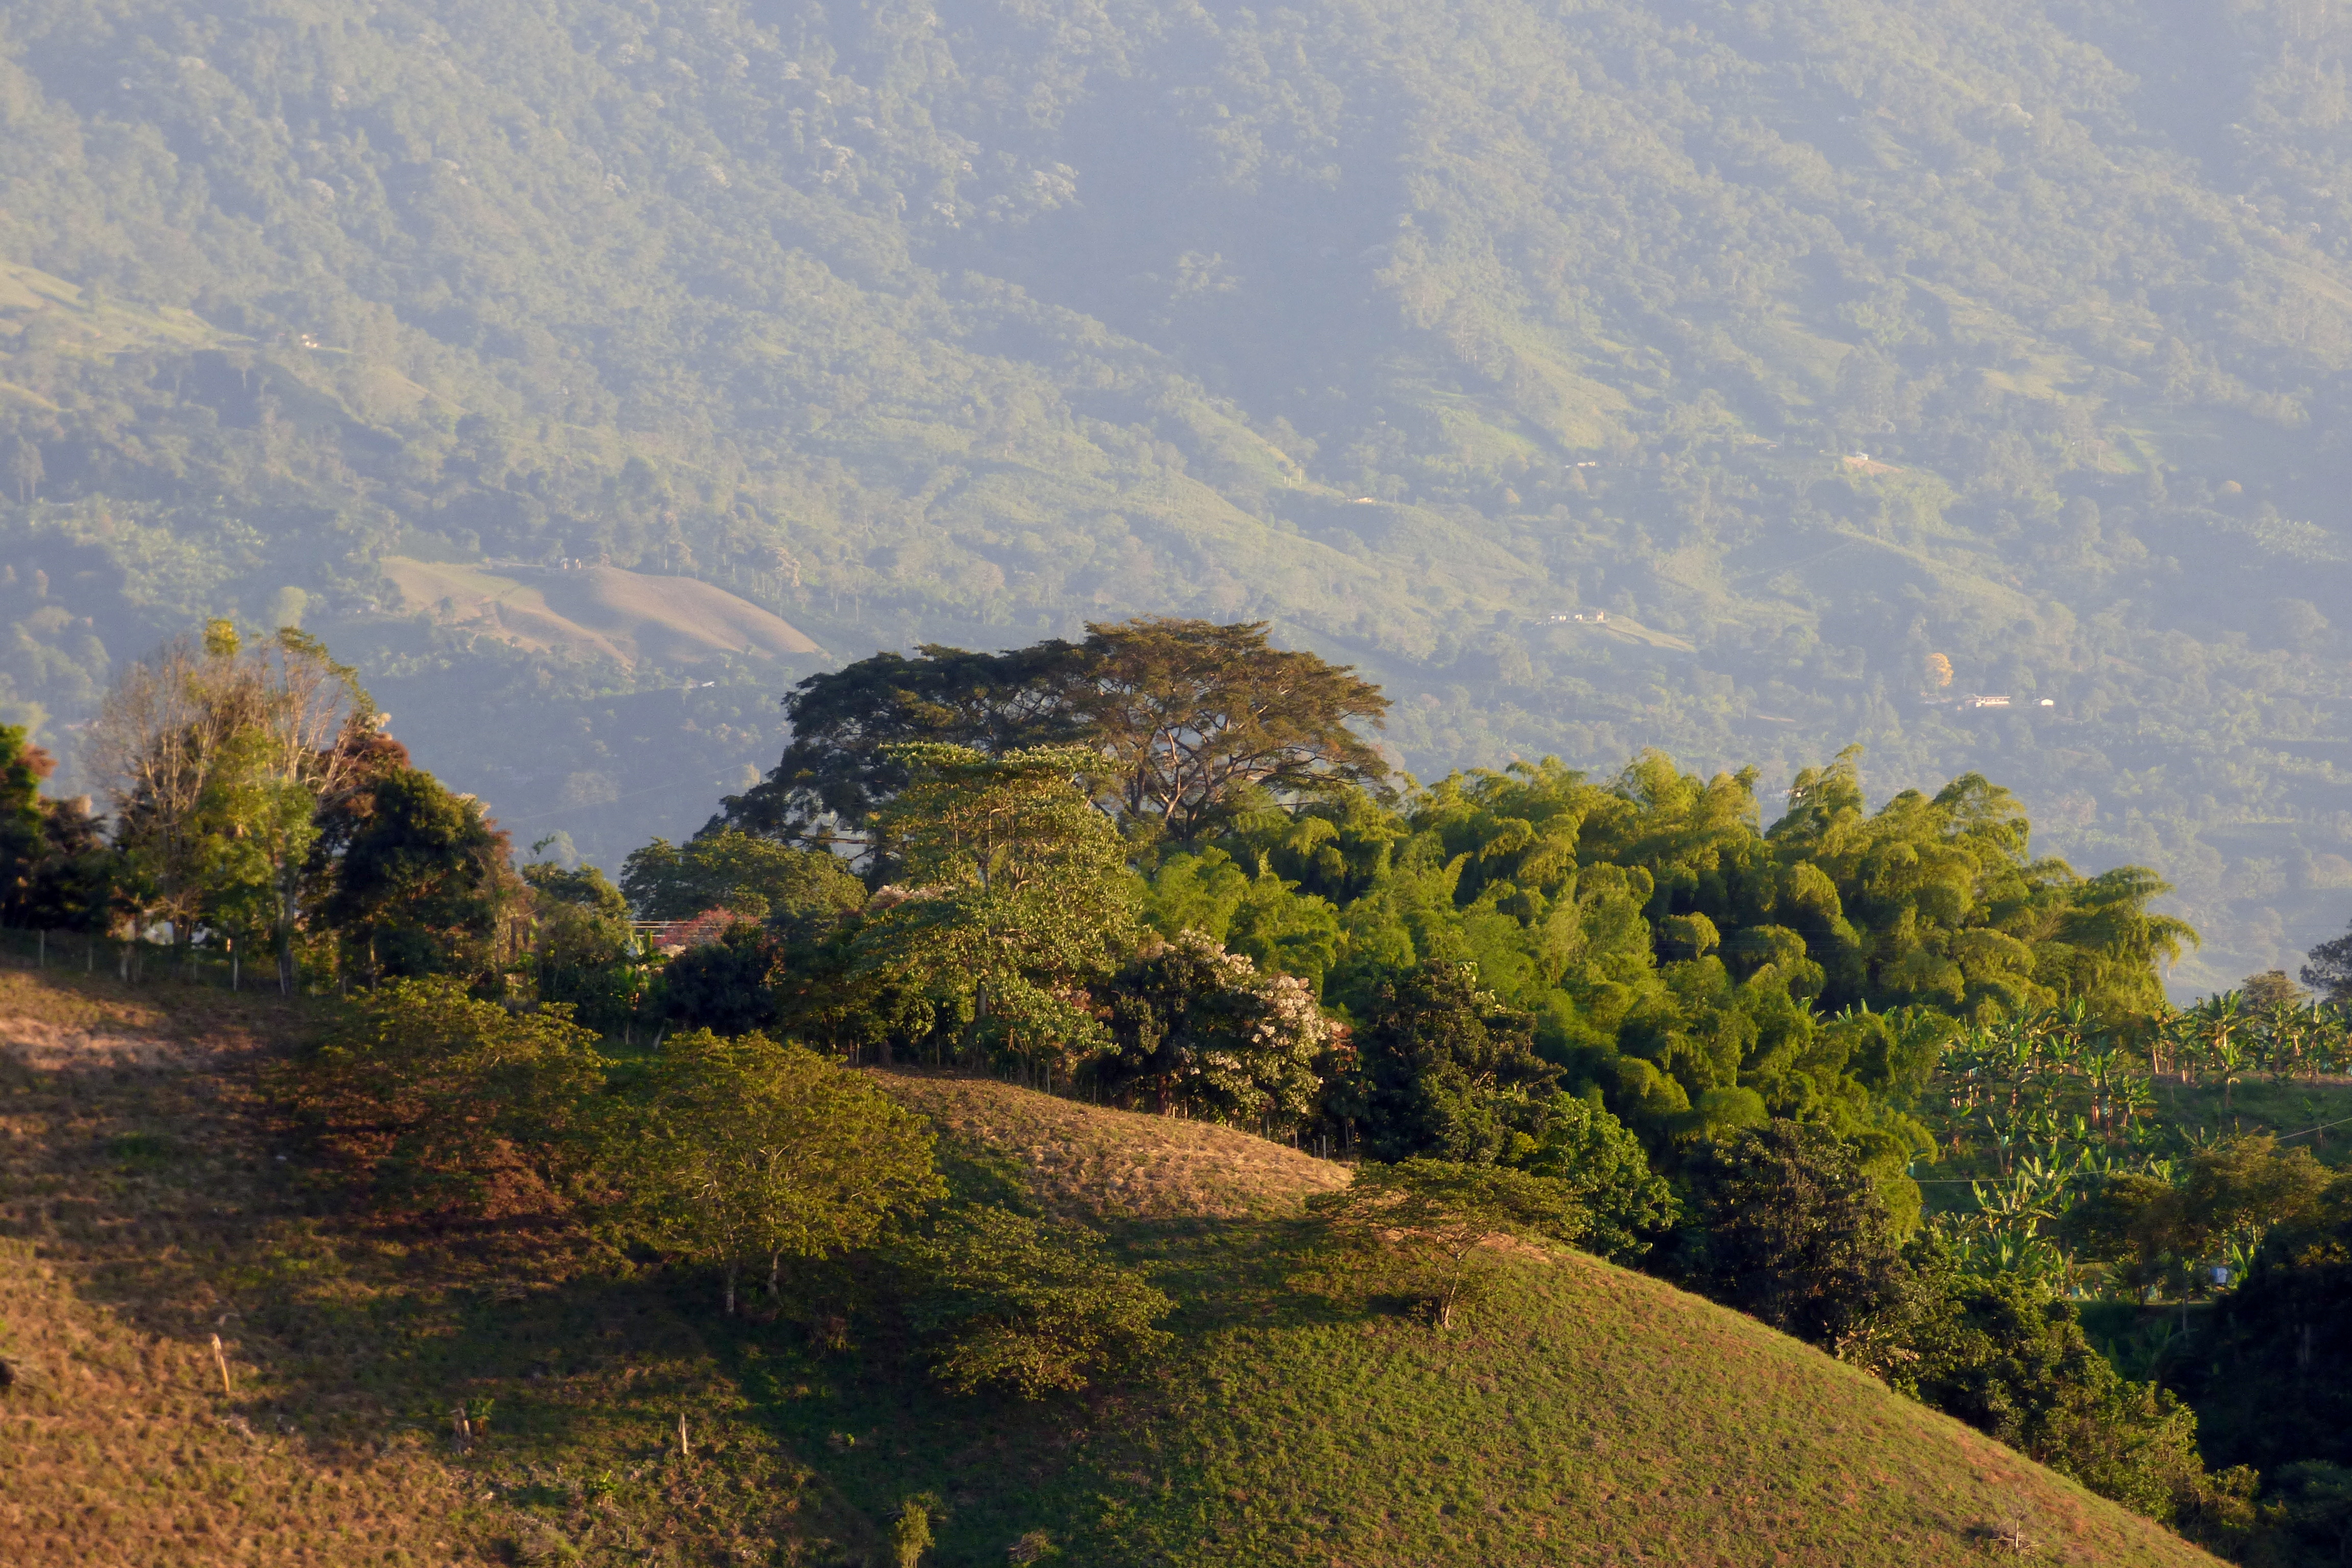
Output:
88,620,374,990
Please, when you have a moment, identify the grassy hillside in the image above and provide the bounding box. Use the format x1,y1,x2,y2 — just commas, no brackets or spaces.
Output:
871,1073,1349,1222
0,967,2223,1566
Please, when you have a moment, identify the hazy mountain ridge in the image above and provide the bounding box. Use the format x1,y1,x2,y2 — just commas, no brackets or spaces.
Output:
3,0,2351,989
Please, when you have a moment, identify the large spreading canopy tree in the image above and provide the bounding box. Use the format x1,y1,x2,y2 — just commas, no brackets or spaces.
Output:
712,639,1092,870
712,618,1389,871
1076,617,1390,840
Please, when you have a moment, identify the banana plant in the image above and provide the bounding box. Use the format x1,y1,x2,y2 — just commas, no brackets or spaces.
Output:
2213,1036,2248,1110
2186,990,2246,1097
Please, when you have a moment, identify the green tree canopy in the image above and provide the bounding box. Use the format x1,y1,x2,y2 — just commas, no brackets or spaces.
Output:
607,1031,943,1314
718,619,1388,866
1511,1093,1679,1261
88,622,375,988
714,641,1093,871
287,976,609,1213
0,722,106,932
1308,1158,1590,1328
523,861,641,1031
1075,617,1390,841
620,828,867,938
320,765,517,984
1674,1120,1911,1353
656,922,787,1036
855,743,1137,1077
1095,928,1337,1128
1339,961,1561,1163
901,1207,1174,1398
1898,1255,2255,1529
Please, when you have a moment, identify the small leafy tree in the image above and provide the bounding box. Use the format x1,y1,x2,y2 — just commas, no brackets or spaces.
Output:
656,922,786,1035
322,765,518,984
902,1207,1173,1396
0,723,56,913
1307,1159,1588,1328
612,1032,943,1313
1675,1120,1909,1352
890,1497,937,1568
193,725,323,977
286,977,609,1212
1511,1094,1678,1260
856,744,1136,1076
1338,961,1560,1162
523,861,643,1031
90,621,373,987
0,724,110,931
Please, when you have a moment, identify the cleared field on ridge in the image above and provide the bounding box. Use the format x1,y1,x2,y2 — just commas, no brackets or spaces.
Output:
380,556,824,669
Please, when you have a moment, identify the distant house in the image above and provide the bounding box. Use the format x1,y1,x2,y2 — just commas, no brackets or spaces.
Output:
1961,694,2011,709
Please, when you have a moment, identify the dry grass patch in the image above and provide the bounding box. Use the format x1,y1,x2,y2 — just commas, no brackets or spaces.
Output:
0,967,872,1567
868,1071,1349,1221
381,557,822,668
0,967,320,1068
0,1239,470,1567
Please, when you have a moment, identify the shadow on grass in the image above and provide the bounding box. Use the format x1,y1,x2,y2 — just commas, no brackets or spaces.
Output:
0,974,870,1564
0,971,1386,1565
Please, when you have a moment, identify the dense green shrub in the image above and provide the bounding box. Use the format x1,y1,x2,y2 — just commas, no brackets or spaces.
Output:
901,1208,1173,1398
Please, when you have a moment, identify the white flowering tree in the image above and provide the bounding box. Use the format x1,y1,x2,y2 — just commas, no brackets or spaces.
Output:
1098,929,1345,1131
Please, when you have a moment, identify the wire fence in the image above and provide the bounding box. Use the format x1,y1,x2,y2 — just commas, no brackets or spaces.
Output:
0,925,309,993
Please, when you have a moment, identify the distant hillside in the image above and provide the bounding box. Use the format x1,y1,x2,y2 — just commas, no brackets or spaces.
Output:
4,0,2352,983
381,557,825,667
0,968,2224,1567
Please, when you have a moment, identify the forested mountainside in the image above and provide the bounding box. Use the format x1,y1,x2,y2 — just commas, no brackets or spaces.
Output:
4,0,2352,989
